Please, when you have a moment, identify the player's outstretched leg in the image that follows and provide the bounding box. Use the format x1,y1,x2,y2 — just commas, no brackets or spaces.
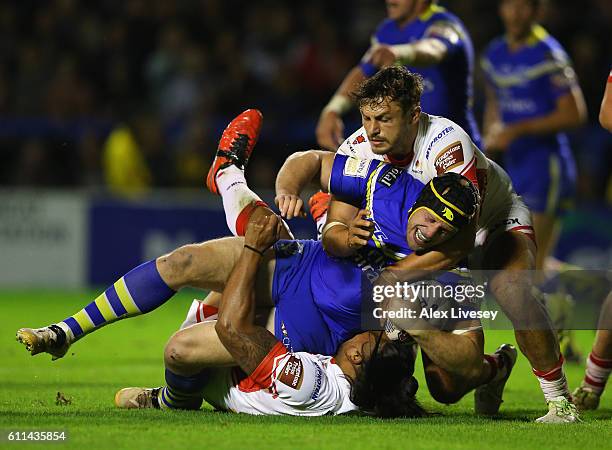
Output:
474,344,518,415
17,259,176,360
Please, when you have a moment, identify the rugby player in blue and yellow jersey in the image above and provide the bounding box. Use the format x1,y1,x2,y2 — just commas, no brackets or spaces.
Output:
316,0,481,150
278,66,581,422
481,0,587,274
18,109,516,417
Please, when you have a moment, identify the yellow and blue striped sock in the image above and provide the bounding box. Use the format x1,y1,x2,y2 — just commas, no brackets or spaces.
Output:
158,369,206,410
59,260,175,341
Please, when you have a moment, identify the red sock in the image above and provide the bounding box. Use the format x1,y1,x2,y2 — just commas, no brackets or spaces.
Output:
235,201,268,236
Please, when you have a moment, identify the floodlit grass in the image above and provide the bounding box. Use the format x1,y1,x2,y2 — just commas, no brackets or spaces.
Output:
1,290,610,450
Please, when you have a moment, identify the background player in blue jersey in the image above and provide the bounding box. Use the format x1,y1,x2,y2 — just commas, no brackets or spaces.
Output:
481,0,587,275
316,0,481,151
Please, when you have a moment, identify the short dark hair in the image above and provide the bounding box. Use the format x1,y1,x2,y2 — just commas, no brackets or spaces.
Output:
353,66,424,114
350,338,426,418
501,0,540,8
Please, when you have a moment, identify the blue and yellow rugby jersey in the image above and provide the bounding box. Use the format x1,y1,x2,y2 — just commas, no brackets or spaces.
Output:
359,3,480,147
481,24,578,213
329,154,425,270
271,154,425,352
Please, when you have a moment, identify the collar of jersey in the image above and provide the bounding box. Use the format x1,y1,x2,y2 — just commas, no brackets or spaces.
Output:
505,24,548,49
385,151,414,167
419,3,445,22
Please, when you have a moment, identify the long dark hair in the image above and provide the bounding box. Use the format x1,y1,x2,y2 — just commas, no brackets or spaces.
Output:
350,335,426,418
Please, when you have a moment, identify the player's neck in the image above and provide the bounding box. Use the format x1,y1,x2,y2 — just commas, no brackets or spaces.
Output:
386,149,414,167
506,28,533,51
395,1,430,28
334,356,357,381
386,134,417,166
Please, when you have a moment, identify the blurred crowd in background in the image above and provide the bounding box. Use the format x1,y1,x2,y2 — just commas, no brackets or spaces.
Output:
0,0,610,201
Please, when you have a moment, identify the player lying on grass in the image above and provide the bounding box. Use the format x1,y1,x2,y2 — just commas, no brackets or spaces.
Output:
274,66,579,422
115,213,425,417
17,109,514,416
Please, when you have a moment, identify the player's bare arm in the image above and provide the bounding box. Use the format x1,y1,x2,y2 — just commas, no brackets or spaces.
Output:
599,73,612,131
316,67,367,151
275,150,334,219
486,88,587,152
385,218,476,283
321,199,374,258
370,38,449,69
215,214,283,375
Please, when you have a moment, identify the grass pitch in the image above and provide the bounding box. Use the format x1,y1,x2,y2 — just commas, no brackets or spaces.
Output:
1,290,610,450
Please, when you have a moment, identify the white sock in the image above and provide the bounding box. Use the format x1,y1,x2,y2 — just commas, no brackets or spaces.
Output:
55,322,75,343
315,211,328,240
533,358,570,401
216,165,263,236
582,352,612,395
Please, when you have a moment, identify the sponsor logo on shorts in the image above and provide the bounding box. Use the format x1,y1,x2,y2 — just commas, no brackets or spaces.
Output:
425,126,454,159
278,356,304,390
434,141,464,175
378,166,402,187
343,157,371,178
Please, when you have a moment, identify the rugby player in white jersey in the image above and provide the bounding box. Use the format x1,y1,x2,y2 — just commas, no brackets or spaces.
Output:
275,67,579,422
116,213,424,417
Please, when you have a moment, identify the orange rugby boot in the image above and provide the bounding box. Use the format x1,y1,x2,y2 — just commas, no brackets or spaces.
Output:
206,109,263,195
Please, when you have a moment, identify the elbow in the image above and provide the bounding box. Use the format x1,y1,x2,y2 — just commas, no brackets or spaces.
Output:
599,112,612,132
214,316,232,340
575,108,588,127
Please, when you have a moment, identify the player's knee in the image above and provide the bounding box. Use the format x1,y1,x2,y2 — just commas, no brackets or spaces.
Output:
157,245,199,289
424,367,466,404
428,382,464,405
164,330,197,374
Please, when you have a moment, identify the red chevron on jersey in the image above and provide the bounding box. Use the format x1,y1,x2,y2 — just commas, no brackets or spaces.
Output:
352,134,366,145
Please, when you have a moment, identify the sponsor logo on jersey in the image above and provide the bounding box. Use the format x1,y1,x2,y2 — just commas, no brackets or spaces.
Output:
352,134,366,145
378,165,402,187
278,356,304,390
275,241,304,258
372,219,388,243
310,366,323,400
425,126,454,159
434,141,464,175
493,217,522,231
343,157,371,178
442,207,454,221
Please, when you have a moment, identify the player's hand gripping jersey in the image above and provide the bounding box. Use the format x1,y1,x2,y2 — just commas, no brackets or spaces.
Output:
338,112,534,249
360,3,480,146
202,342,357,416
